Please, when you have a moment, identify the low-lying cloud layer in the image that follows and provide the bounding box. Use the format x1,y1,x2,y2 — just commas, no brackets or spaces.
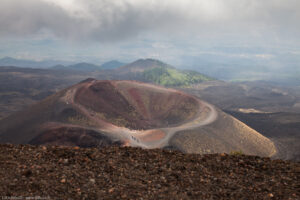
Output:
1,0,299,42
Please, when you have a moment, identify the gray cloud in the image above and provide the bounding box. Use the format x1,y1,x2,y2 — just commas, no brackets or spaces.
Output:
0,0,299,43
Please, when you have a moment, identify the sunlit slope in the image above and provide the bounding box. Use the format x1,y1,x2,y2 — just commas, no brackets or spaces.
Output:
142,66,213,86
170,109,276,157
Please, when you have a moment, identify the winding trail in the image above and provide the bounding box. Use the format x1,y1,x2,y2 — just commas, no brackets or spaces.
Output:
62,80,218,149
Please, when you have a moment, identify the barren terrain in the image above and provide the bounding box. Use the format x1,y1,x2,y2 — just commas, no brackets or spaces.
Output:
0,144,298,199
0,79,276,157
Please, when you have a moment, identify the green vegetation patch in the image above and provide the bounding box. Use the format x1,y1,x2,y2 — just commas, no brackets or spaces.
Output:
142,67,213,87
230,150,244,156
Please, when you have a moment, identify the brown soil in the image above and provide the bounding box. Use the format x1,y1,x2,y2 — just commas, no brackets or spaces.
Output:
0,144,299,200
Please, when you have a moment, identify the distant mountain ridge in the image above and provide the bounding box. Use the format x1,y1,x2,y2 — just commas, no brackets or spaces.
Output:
0,57,74,68
56,62,101,71
115,58,214,86
118,58,172,73
49,58,214,86
0,57,126,71
101,60,126,69
52,60,126,71
0,57,214,86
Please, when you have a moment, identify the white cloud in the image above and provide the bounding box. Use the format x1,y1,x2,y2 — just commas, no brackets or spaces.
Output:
1,0,300,66
0,0,299,43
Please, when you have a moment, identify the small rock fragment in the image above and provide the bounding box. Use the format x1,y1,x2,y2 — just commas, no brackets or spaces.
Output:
90,178,95,183
268,193,274,198
108,188,114,193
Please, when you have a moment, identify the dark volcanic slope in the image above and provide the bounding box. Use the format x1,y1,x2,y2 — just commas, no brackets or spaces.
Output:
0,145,299,200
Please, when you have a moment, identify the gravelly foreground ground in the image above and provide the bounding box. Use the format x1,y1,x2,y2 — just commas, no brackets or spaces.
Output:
0,144,299,199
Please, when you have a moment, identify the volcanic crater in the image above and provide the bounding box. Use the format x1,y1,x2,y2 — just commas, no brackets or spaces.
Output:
74,80,199,130
0,79,277,157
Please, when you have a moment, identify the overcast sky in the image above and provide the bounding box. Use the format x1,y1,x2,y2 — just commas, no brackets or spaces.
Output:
0,0,299,65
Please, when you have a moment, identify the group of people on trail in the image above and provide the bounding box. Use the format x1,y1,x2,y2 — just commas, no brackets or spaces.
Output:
131,136,140,143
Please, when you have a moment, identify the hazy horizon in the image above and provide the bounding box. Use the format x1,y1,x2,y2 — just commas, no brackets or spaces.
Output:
0,0,299,82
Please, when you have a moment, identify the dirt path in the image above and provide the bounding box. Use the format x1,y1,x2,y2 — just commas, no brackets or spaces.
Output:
150,100,218,148
62,81,218,149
